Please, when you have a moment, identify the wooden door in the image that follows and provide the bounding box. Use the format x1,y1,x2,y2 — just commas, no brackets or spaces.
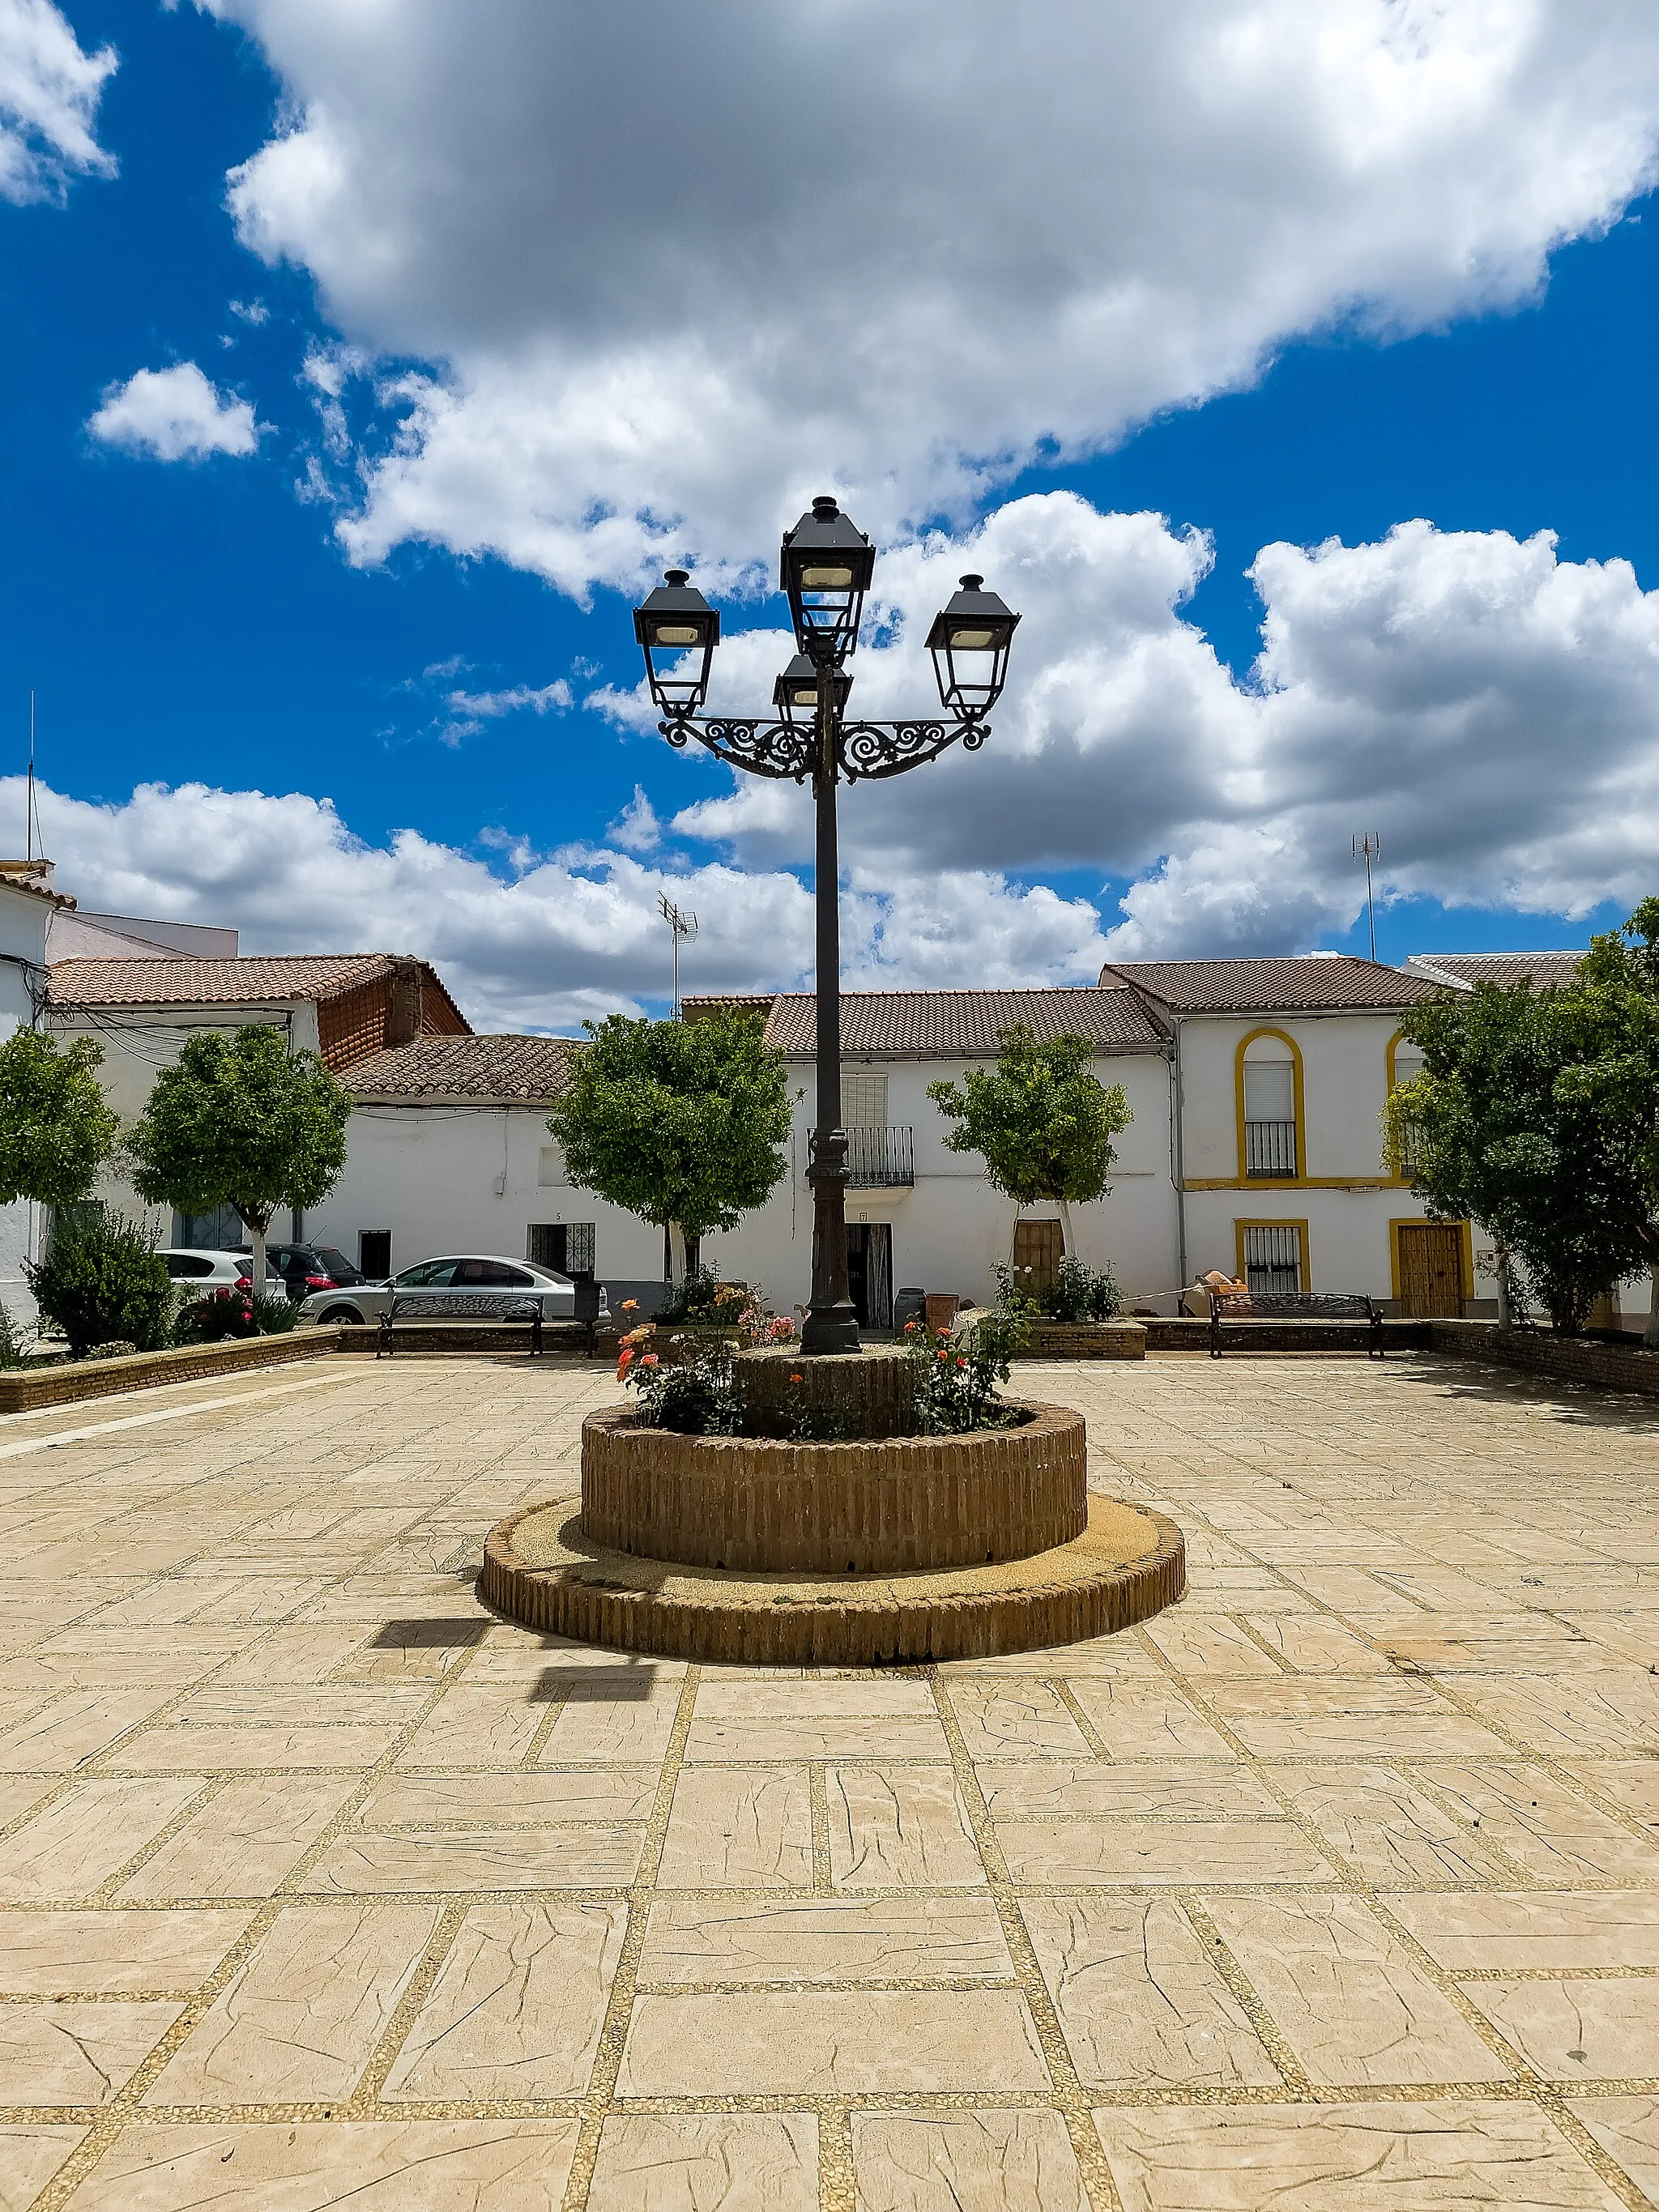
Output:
1396,1222,1463,1317
1012,1218,1064,1299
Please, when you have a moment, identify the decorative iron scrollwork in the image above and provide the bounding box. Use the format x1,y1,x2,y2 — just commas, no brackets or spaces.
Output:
659,713,989,786
658,715,815,782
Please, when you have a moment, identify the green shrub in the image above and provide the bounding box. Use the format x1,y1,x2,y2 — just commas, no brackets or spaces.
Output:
25,1212,173,1357
902,1304,1030,1434
656,1269,754,1324
174,1287,300,1344
0,1305,28,1370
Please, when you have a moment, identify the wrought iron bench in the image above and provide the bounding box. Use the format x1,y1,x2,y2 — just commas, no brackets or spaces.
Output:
375,1296,546,1360
1207,1289,1384,1360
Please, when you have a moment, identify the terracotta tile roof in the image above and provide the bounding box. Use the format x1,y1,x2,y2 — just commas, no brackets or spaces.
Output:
343,1034,585,1102
49,953,420,1009
1098,954,1441,1014
684,987,1164,1059
0,863,74,910
1404,951,1584,991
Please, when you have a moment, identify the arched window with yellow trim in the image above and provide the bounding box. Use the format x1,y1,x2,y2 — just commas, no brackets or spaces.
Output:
1236,1029,1304,1180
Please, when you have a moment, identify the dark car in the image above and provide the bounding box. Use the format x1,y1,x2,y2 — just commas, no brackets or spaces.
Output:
261,1244,368,1302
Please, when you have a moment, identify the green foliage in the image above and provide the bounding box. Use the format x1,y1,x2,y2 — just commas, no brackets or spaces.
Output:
902,1306,1029,1434
24,1211,173,1357
0,1304,27,1370
0,1029,118,1208
927,1025,1131,1208
1388,906,1659,1333
658,1270,754,1324
998,1253,1120,1323
548,1012,791,1262
616,1327,743,1435
174,1288,301,1343
126,1026,351,1236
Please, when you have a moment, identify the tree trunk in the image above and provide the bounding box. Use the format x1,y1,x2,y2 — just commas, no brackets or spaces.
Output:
1644,1259,1659,1351
663,1221,672,1283
241,1208,271,1311
1494,1237,1512,1332
1057,1197,1075,1260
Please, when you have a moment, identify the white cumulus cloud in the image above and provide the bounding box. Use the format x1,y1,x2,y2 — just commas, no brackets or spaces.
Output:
0,0,115,205
87,362,262,462
198,0,1659,591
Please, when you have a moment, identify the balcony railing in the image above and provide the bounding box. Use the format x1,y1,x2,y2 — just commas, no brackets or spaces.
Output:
1244,1118,1298,1178
845,1125,915,1188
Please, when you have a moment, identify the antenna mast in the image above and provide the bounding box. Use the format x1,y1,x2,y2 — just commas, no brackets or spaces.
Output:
1352,831,1382,962
659,893,698,1019
25,693,35,864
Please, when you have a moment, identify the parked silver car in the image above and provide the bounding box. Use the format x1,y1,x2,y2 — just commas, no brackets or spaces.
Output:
297,1255,599,1327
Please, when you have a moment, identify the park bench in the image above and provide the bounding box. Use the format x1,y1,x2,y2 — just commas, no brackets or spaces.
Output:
1207,1288,1384,1360
375,1295,547,1360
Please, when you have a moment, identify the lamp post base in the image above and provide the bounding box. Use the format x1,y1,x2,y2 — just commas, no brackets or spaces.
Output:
803,1131,860,1355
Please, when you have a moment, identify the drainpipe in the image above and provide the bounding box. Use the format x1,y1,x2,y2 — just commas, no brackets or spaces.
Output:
1169,1018,1188,1295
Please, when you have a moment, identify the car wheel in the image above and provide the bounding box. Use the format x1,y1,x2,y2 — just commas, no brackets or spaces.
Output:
322,1306,365,1325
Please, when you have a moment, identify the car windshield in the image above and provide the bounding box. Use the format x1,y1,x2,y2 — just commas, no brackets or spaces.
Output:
311,1249,360,1281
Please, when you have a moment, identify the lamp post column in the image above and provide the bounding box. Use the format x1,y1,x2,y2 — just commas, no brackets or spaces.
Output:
801,650,859,1354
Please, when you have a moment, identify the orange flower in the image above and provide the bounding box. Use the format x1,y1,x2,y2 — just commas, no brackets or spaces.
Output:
936,1348,949,1362
903,1319,919,1332
616,1349,634,1379
640,1353,659,1368
621,1298,638,1312
789,1371,804,1383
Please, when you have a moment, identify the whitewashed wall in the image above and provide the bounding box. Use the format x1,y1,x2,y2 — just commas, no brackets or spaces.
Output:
307,1106,664,1284
1173,1008,1466,1303
700,1048,1179,1316
0,885,52,1320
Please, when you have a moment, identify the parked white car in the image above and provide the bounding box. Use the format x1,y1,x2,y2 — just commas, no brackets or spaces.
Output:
158,1249,275,1290
297,1255,601,1328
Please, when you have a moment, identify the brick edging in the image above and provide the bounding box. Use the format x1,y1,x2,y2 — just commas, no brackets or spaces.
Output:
1428,1319,1659,1397
0,1328,343,1413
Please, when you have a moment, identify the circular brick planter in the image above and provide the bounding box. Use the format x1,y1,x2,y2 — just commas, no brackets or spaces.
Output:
580,1401,1086,1575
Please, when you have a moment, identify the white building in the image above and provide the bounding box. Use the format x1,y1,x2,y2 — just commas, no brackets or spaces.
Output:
0,862,76,1318
306,1034,663,1293
1097,954,1471,1315
46,952,468,1251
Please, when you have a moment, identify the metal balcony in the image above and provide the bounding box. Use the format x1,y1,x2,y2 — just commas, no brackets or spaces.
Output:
845,1125,915,1188
1244,1118,1298,1178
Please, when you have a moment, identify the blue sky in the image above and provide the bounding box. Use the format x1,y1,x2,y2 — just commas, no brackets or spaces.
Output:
3,2,1658,1025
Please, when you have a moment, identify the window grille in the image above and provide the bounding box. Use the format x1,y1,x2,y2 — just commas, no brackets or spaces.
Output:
528,1223,596,1276
1242,1225,1303,1298
1243,1055,1297,1177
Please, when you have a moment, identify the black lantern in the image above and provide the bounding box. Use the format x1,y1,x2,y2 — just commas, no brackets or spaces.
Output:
925,574,1021,718
780,497,875,660
772,652,852,725
633,570,720,716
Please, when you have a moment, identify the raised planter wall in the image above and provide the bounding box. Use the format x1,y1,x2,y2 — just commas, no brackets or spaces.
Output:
579,1400,1087,1574
0,1328,343,1413
1427,1319,1659,1397
1013,1320,1147,1361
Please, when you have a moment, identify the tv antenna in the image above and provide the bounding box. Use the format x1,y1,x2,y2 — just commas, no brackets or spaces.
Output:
25,693,37,863
659,893,698,1017
1353,831,1382,962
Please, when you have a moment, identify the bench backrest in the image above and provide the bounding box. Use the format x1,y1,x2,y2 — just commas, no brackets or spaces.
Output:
1247,1292,1374,1320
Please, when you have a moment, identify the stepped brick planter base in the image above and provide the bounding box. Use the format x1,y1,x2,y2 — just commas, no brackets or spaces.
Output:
0,1328,343,1413
482,1492,1185,1667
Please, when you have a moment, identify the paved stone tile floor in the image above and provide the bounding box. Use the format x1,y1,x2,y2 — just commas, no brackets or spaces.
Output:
0,1352,1652,2207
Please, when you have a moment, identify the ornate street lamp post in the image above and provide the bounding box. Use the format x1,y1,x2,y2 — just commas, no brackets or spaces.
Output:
633,498,1019,1353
